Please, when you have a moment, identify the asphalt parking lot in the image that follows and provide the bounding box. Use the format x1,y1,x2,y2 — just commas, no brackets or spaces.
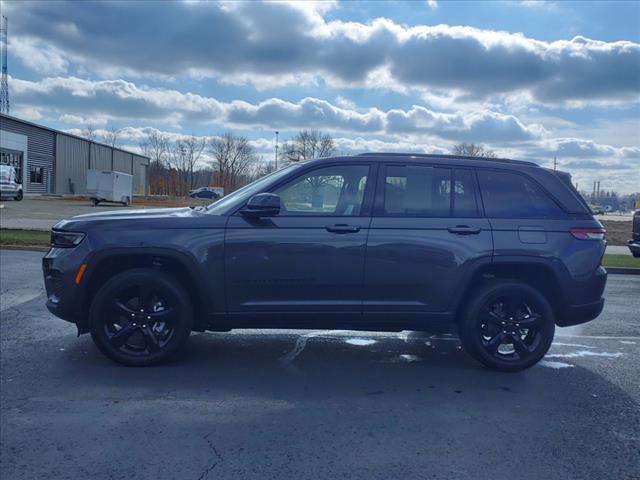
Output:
1,250,639,480
0,197,203,230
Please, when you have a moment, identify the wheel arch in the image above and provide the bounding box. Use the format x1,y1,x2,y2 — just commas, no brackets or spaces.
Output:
79,247,213,333
454,256,566,326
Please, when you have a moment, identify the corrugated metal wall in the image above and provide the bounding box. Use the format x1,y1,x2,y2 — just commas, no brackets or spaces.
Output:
90,144,112,170
113,150,132,174
1,114,149,196
55,134,90,194
132,155,149,195
0,115,55,193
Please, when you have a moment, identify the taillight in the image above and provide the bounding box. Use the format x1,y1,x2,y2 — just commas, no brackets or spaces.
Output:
570,228,606,240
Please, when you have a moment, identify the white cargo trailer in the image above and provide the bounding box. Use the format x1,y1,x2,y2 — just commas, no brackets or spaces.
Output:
87,170,133,206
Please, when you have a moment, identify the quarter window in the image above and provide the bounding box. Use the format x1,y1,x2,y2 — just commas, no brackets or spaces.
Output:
477,170,564,218
275,164,369,216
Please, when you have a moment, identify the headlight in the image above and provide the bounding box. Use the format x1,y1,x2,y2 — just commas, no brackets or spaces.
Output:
51,230,85,248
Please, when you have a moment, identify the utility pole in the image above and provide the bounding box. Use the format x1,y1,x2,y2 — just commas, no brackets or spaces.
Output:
553,156,557,170
274,131,279,170
0,15,9,115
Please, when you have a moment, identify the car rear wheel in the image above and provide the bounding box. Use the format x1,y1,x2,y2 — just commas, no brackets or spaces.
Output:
14,190,23,201
458,280,555,372
89,268,193,366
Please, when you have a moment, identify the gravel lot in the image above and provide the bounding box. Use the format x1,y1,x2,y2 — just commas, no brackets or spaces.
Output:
1,250,638,480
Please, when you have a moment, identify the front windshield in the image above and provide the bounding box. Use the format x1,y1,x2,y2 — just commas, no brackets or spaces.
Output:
206,164,301,214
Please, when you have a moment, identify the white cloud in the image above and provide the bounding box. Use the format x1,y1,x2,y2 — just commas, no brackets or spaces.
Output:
12,75,546,143
5,1,639,106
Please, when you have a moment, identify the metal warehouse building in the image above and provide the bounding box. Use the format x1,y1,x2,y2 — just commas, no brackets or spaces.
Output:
0,113,149,196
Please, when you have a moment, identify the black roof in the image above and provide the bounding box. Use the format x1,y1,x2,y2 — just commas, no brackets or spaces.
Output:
356,152,539,167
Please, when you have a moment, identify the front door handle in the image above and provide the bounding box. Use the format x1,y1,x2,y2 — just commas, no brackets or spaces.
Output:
447,225,481,235
326,224,361,234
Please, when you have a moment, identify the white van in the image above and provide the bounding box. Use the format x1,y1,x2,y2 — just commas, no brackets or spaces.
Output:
0,165,23,201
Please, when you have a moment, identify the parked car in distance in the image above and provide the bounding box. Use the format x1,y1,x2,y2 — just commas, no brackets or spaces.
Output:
629,210,640,257
189,186,222,200
0,164,23,201
43,153,607,371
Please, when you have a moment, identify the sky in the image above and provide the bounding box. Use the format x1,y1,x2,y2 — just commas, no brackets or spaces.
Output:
2,0,639,193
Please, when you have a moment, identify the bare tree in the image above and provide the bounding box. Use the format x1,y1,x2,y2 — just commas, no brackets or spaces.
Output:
140,130,170,165
169,136,206,195
103,127,121,148
451,142,497,158
282,130,336,163
209,133,256,192
250,156,276,181
82,124,97,142
140,130,171,195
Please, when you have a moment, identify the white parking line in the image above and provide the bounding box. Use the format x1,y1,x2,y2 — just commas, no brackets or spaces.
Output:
555,334,640,340
0,290,43,312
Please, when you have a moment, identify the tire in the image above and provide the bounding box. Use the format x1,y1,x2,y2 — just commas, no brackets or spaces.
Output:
458,280,555,372
92,198,100,206
89,268,193,366
14,190,23,201
122,196,130,207
632,250,640,258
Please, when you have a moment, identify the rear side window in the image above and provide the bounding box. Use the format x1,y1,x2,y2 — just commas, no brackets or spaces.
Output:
477,170,565,218
382,165,478,217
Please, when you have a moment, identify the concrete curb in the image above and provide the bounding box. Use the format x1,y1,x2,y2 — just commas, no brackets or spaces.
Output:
606,267,640,275
0,245,49,252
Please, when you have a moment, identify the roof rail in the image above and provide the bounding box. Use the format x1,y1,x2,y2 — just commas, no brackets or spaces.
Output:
357,152,539,167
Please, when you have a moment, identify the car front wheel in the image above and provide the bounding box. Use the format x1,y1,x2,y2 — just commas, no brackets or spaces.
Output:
89,268,193,366
14,190,23,201
458,280,555,372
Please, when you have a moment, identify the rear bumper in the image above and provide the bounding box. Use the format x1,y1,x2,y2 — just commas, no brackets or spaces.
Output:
559,298,605,327
0,184,20,195
556,265,607,327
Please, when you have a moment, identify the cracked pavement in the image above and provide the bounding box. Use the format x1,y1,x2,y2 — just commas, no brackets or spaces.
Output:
1,250,639,479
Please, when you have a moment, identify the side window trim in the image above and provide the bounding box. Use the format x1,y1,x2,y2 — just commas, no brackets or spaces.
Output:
452,167,481,218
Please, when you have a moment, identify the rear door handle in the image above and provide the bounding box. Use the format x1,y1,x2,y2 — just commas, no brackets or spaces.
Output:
326,224,361,234
447,225,481,235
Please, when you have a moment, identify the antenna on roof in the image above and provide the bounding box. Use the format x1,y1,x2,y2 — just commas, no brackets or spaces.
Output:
0,15,9,115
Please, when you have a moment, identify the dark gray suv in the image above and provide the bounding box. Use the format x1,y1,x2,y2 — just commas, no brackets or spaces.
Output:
43,153,607,371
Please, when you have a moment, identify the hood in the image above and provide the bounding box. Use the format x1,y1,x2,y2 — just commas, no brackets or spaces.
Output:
53,206,225,232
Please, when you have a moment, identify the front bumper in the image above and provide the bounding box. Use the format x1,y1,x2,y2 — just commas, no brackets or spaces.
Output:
42,245,90,327
628,240,640,256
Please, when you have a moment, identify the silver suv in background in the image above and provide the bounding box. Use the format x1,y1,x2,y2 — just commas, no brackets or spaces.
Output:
0,165,23,201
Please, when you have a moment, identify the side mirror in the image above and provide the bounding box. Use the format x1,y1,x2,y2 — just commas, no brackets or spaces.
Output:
241,193,281,217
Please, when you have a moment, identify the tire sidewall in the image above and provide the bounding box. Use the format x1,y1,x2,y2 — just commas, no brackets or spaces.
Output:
89,268,193,366
459,281,555,372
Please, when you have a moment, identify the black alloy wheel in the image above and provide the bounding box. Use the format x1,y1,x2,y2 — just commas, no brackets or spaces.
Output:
459,280,555,372
89,269,193,366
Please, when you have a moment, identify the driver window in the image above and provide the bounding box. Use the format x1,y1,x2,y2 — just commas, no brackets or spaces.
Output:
275,164,369,216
